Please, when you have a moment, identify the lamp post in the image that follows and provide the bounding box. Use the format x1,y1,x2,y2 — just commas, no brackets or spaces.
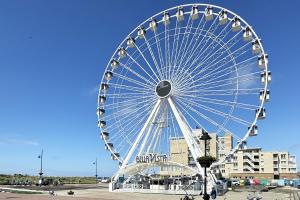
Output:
38,149,43,186
93,158,98,184
200,131,211,200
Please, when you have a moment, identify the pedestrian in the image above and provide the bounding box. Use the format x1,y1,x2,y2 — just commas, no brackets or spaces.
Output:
210,187,217,199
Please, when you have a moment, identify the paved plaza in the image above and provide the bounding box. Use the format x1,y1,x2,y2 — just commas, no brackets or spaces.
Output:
1,184,299,200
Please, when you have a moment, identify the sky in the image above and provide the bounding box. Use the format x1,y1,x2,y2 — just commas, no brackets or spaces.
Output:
0,0,300,177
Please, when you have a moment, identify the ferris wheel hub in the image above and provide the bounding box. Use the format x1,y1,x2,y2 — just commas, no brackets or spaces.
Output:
155,80,172,98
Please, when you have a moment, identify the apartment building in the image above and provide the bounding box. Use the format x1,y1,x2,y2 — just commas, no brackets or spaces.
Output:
163,129,298,180
227,149,298,179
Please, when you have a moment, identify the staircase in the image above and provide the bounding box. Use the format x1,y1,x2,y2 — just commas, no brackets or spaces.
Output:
243,165,254,173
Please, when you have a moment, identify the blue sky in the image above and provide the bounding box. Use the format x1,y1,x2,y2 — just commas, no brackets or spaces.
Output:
0,0,299,176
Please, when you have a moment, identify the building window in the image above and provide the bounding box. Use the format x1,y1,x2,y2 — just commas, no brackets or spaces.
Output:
281,154,286,159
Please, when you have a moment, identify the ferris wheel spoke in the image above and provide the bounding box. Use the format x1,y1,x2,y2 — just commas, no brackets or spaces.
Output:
181,15,219,70
138,100,164,156
186,40,245,86
109,83,152,93
104,98,153,114
104,97,156,121
174,97,206,129
108,99,157,144
182,95,258,111
197,19,232,57
175,97,218,130
170,20,183,80
187,28,243,76
116,99,161,175
184,21,224,72
110,108,152,142
142,103,168,155
118,61,158,86
191,71,261,90
126,52,160,84
143,35,164,79
173,14,193,67
191,56,257,87
170,18,180,67
175,97,241,141
168,97,204,165
177,14,205,68
111,104,154,124
104,95,154,111
146,125,160,154
103,94,154,106
152,125,163,154
189,41,251,82
165,23,172,79
176,96,252,126
179,87,263,97
113,108,153,151
109,107,155,161
113,71,155,90
105,105,147,124
105,98,156,126
168,109,183,156
194,58,257,88
184,51,250,89
105,91,153,98
194,74,260,91
153,30,166,76
134,44,162,81
173,27,230,85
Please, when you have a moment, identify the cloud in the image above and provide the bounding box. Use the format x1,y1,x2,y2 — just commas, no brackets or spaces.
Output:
288,143,300,151
0,138,40,146
88,85,99,96
236,60,259,89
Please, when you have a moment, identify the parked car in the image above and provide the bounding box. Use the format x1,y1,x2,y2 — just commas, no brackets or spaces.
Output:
101,179,109,183
231,180,240,186
244,179,251,186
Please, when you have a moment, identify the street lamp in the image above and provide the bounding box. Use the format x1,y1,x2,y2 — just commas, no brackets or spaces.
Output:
93,158,98,184
37,149,43,186
200,131,211,200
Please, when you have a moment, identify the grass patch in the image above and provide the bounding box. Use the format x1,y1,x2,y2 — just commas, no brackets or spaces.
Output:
1,189,43,195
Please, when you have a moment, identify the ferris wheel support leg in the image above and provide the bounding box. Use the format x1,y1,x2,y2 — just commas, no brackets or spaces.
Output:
112,99,162,182
167,97,204,176
137,105,161,156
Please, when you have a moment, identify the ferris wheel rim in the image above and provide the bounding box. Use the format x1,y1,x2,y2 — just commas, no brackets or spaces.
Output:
97,3,270,167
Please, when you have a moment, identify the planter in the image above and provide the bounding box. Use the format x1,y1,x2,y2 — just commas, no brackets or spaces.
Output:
197,156,216,168
198,160,213,168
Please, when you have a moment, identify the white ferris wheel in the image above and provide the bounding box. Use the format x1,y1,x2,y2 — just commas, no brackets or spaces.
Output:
97,4,270,183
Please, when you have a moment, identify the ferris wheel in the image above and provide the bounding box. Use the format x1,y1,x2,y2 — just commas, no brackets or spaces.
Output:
97,4,270,181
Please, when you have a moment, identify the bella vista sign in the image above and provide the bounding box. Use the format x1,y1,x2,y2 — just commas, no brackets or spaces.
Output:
136,154,167,163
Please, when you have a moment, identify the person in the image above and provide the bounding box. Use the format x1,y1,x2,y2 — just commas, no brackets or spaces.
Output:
210,187,217,199
246,193,253,200
256,191,262,200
